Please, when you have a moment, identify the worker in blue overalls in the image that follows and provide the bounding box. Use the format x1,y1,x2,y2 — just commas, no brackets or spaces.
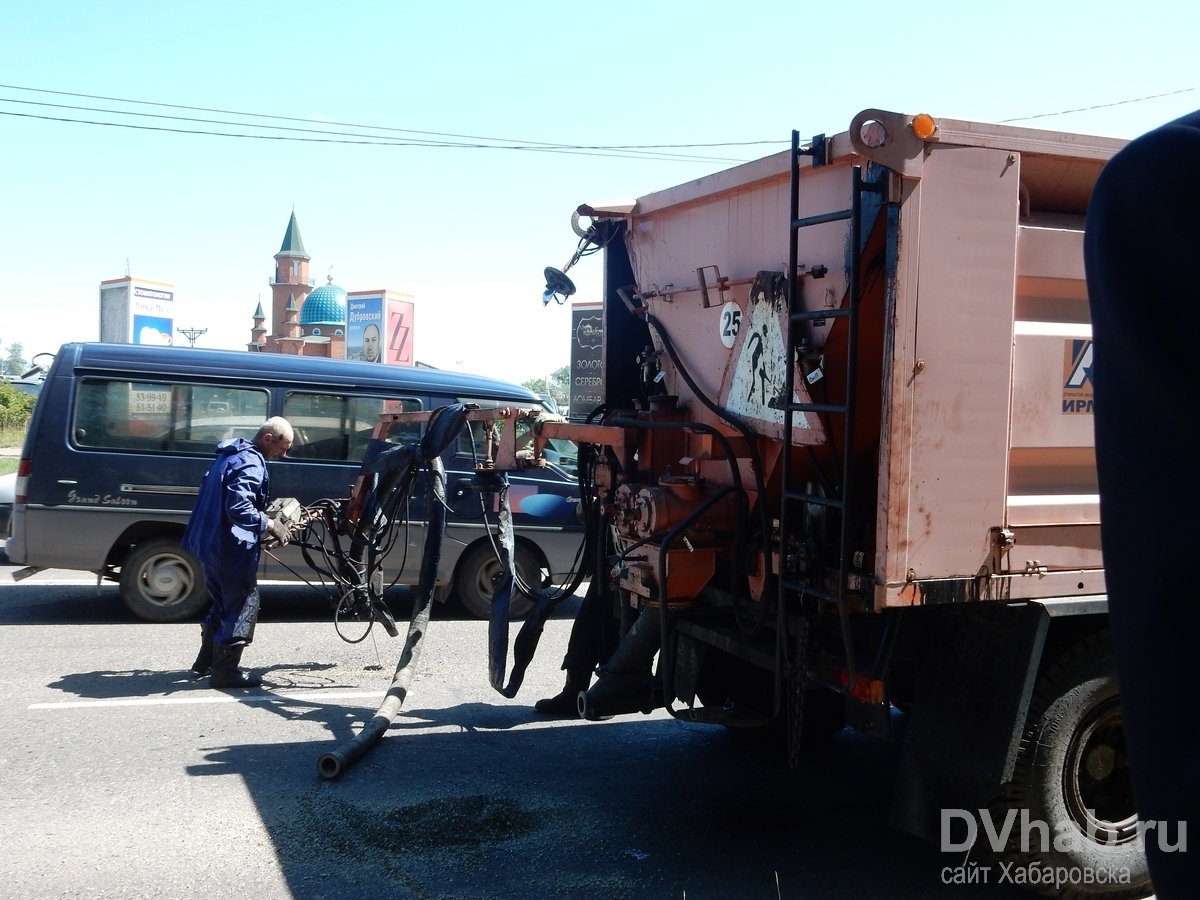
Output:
183,417,294,688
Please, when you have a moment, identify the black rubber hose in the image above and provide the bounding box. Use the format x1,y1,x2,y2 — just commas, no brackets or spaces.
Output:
479,421,608,696
344,403,468,579
499,463,600,698
316,457,447,779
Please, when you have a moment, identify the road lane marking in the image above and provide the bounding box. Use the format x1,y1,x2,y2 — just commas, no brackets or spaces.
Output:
25,693,670,731
29,690,388,710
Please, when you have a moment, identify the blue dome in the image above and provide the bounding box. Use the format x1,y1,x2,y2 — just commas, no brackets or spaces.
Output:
300,279,347,326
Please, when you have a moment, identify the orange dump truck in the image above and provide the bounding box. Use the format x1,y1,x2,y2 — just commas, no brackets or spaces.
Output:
529,108,1144,896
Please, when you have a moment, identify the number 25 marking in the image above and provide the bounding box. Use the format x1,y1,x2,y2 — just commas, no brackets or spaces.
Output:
720,304,742,348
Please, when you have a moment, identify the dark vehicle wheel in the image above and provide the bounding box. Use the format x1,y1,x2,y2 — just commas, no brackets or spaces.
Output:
454,541,543,620
119,537,208,623
990,631,1150,899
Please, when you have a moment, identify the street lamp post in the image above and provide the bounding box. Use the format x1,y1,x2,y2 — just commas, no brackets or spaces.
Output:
176,327,207,348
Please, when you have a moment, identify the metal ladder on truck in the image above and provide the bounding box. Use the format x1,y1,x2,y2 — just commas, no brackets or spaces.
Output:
776,130,886,709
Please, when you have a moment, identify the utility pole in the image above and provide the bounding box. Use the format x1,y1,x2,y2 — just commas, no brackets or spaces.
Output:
176,327,207,348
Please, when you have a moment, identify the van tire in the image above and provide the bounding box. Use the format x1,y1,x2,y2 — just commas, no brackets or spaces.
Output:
988,631,1150,899
120,537,209,623
454,541,540,621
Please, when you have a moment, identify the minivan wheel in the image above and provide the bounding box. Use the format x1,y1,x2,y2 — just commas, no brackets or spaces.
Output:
119,537,209,623
454,541,542,620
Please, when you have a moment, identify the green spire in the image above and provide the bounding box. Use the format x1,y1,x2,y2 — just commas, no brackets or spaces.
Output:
276,211,308,259
253,301,265,319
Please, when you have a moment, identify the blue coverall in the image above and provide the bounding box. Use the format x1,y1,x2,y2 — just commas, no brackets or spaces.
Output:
182,438,270,647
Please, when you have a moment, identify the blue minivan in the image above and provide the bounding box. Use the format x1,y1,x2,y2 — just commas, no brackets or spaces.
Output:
6,343,583,622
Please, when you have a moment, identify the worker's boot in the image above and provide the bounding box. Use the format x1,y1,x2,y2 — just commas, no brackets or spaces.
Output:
209,645,262,689
534,669,590,716
190,622,214,679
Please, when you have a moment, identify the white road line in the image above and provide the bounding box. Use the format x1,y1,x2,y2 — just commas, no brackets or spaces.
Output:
29,690,388,710
26,693,660,731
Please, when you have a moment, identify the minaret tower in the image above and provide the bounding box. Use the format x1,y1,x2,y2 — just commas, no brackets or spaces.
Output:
271,211,312,338
248,300,267,350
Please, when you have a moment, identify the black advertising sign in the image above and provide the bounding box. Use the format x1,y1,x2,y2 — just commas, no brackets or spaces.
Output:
569,303,604,421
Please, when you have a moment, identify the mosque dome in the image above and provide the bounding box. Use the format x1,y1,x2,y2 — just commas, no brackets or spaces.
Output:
300,276,347,326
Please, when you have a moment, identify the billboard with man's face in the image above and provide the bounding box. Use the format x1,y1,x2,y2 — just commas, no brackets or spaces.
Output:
347,295,384,363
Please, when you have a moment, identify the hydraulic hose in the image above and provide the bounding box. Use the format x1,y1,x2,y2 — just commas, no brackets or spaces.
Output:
317,458,445,778
484,424,605,698
316,459,450,779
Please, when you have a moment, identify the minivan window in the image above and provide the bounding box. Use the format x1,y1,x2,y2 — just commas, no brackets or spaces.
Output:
283,392,422,462
73,379,269,453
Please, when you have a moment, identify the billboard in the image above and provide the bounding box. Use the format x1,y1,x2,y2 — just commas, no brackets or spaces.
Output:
346,295,384,363
569,302,604,421
99,278,174,344
385,297,415,366
347,290,415,366
133,314,174,346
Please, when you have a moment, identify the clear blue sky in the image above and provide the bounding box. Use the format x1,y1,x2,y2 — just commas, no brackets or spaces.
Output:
2,1,1197,384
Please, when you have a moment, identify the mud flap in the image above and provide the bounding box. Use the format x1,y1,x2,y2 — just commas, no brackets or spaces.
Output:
890,603,1048,844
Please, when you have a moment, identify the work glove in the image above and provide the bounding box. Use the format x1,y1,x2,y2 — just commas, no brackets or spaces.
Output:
263,515,294,548
262,497,304,548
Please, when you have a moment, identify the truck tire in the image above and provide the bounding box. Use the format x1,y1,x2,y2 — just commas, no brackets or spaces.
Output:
119,537,209,623
453,541,540,621
990,631,1150,899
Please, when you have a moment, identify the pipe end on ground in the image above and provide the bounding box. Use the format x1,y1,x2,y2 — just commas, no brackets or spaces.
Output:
317,751,345,780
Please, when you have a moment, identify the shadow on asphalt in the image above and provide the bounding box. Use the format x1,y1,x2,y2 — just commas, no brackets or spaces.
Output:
176,707,1031,900
45,661,346,700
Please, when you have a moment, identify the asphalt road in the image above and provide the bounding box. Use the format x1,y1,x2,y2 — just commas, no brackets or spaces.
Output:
0,564,1038,900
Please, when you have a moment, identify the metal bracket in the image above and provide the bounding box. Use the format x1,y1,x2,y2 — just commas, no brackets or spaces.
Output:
800,133,828,168
696,265,729,308
616,285,648,316
848,109,926,178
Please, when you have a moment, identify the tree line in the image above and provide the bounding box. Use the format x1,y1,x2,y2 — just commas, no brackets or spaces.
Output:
0,341,35,433
2,341,29,378
521,366,569,409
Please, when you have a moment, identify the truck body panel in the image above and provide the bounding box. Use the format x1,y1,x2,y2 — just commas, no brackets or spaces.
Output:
591,113,1114,612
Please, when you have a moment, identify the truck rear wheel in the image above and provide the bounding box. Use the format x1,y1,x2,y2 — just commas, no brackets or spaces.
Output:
990,631,1150,899
453,541,540,621
119,537,209,623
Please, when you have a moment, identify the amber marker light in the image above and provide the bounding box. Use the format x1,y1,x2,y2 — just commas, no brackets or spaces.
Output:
911,113,937,140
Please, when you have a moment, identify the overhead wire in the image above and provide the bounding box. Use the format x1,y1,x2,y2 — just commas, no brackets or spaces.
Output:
1000,85,1200,123
0,82,774,163
0,107,750,163
0,82,786,150
5,81,1199,160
